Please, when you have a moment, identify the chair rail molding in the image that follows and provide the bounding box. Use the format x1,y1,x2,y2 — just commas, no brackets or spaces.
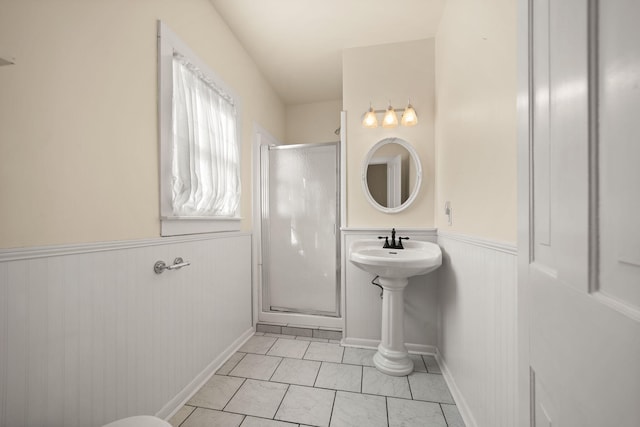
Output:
0,231,251,262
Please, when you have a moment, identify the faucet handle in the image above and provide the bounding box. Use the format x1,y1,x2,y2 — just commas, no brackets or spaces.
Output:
378,236,391,248
397,236,409,249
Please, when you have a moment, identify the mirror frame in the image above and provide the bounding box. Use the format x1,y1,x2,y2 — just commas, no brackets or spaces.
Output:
361,137,422,214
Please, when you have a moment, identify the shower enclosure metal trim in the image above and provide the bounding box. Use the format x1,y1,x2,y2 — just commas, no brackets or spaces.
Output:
260,141,341,318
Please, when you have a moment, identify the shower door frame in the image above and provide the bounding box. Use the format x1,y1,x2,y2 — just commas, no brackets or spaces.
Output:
260,141,342,321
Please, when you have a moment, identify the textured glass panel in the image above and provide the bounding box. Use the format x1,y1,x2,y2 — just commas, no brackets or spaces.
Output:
266,144,337,314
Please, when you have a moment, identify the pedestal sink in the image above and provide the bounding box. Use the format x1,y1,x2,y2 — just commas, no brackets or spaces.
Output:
349,239,442,376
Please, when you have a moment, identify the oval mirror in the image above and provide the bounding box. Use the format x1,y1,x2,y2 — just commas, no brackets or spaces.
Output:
362,137,422,213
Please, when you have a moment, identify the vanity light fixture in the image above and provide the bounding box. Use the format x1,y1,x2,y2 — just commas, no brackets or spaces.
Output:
362,101,418,129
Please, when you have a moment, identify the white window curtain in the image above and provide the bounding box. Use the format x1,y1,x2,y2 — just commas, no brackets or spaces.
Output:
171,53,240,217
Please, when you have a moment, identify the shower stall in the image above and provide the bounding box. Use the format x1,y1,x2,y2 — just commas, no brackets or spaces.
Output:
259,141,340,326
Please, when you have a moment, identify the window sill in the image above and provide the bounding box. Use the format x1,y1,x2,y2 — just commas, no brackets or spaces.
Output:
161,216,241,236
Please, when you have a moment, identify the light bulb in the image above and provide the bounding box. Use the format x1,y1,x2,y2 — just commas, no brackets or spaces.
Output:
362,106,378,128
401,103,418,126
382,105,398,129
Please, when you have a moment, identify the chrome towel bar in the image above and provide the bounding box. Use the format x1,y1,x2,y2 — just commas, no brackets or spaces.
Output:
154,257,191,274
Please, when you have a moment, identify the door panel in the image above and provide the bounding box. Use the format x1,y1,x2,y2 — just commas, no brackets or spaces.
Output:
525,1,640,426
598,0,640,316
532,0,589,290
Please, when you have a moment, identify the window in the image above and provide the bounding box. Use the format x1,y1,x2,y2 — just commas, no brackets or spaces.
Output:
158,21,241,236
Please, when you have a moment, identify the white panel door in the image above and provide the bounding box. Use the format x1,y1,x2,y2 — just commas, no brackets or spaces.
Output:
522,1,640,426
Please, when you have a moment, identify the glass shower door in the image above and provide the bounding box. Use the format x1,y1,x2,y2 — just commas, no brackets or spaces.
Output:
261,142,339,316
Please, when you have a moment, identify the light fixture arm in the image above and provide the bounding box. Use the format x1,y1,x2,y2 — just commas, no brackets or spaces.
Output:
368,108,409,114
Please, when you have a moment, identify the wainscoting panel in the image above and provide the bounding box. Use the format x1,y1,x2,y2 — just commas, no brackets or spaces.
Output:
0,233,253,427
437,232,518,427
342,228,438,351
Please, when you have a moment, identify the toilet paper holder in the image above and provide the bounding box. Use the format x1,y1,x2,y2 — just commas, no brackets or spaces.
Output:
154,257,191,274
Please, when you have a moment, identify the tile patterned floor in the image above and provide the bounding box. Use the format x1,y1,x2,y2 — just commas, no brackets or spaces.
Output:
169,333,465,427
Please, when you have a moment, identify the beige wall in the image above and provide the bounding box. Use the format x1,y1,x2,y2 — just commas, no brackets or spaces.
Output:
434,0,517,243
285,100,342,145
0,0,285,249
343,39,436,228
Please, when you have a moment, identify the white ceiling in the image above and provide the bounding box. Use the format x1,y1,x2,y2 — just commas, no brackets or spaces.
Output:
209,0,445,105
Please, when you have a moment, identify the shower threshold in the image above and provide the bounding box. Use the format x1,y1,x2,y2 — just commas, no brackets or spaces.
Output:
259,305,343,330
269,305,339,318
256,322,342,341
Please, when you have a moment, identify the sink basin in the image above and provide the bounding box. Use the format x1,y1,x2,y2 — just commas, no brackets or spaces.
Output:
349,239,442,279
349,238,443,376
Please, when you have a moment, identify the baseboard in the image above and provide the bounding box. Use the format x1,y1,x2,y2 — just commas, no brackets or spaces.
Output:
341,337,436,355
341,337,379,349
157,327,254,420
436,348,478,427
406,343,437,355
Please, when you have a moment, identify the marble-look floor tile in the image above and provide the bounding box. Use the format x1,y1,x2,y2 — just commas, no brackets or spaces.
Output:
303,342,344,363
408,372,454,403
224,379,288,419
423,355,441,374
409,354,427,372
342,347,376,367
239,336,277,354
362,366,412,399
168,405,196,427
295,336,329,343
187,375,244,409
229,353,283,380
275,385,335,427
265,333,297,339
240,416,298,427
313,329,342,340
387,397,447,427
181,408,243,427
267,338,310,359
271,358,321,386
441,404,466,427
329,391,387,427
256,324,283,334
217,352,246,375
314,362,362,392
282,326,313,337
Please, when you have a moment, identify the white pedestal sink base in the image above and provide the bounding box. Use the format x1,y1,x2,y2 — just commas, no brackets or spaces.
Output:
349,239,442,377
374,345,414,376
374,278,414,376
